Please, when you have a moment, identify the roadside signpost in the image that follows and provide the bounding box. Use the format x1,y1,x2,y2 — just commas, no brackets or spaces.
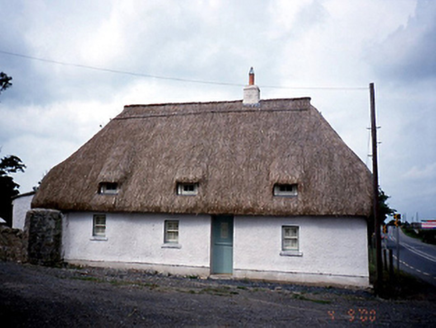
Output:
397,223,400,270
394,214,401,270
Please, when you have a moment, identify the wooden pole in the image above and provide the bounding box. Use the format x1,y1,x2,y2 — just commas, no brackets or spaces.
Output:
370,82,383,294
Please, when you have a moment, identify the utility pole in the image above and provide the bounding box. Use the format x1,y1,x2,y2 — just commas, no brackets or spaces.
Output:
370,82,382,294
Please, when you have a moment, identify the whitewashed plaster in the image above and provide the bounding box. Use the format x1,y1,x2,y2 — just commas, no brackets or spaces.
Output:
62,212,369,287
63,212,211,276
12,192,35,230
233,216,369,286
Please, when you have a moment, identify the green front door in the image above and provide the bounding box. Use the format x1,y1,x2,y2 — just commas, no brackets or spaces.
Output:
211,215,234,274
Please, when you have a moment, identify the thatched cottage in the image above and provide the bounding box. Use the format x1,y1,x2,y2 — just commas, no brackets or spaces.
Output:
32,69,372,287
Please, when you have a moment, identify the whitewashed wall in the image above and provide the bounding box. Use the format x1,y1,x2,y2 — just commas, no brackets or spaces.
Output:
12,192,35,230
62,212,369,286
63,212,212,276
233,216,369,287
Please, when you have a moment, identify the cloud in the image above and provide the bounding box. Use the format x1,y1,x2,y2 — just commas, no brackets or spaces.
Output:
404,162,436,180
0,0,435,219
367,0,436,82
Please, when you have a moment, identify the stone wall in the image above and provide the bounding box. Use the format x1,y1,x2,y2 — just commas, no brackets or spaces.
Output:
25,209,63,266
0,225,27,262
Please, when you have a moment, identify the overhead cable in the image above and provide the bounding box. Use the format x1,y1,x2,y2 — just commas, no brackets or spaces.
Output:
0,50,367,91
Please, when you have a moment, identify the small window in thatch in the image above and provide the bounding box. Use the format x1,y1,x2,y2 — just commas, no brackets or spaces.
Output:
282,226,299,251
99,182,118,195
177,183,198,196
164,220,179,244
93,214,106,237
273,184,298,197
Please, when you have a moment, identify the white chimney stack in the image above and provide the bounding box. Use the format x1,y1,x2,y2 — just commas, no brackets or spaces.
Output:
243,67,260,106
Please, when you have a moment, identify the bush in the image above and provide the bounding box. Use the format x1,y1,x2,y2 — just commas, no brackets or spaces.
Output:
421,230,436,245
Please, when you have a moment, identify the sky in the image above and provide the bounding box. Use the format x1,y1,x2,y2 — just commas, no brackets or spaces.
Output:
0,0,435,221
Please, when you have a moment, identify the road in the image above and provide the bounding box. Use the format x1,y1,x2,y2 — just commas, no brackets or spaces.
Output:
386,226,436,286
1,262,436,327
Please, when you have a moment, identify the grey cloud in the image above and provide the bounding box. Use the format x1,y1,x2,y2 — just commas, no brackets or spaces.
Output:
1,0,435,218
367,0,436,82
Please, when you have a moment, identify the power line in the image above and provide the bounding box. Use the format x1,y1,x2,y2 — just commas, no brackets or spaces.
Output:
0,49,368,91
0,50,241,87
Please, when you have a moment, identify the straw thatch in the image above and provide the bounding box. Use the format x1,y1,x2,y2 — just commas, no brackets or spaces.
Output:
32,97,373,217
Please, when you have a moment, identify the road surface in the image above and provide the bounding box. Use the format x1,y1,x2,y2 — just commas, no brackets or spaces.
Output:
386,226,436,286
1,262,436,327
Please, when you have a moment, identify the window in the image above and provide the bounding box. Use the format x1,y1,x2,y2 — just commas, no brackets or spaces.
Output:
99,182,118,195
274,184,298,197
282,226,299,251
93,214,106,237
177,183,198,196
164,220,179,244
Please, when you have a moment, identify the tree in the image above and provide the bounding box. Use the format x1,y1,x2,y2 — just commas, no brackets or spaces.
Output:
368,188,396,237
0,154,26,226
0,72,22,226
378,188,396,224
0,72,13,94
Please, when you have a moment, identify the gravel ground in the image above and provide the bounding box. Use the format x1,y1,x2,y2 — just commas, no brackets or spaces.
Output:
1,261,435,327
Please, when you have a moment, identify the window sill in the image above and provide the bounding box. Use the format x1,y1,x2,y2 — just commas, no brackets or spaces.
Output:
280,251,303,257
90,237,108,241
161,244,182,249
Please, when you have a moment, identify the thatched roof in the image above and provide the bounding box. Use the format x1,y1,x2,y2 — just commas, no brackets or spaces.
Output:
32,97,373,217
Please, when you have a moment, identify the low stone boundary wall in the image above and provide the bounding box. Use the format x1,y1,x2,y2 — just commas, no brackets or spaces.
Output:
0,225,27,262
0,208,63,266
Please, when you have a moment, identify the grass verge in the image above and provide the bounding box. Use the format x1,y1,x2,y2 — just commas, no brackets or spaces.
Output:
369,248,436,300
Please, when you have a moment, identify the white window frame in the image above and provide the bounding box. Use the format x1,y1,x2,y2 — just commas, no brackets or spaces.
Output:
163,220,180,248
280,225,302,257
99,182,118,195
274,184,298,197
177,183,198,196
92,214,107,240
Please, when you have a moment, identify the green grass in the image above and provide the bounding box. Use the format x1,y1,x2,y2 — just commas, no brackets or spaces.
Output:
402,227,421,240
187,275,199,279
292,293,331,304
70,276,159,289
402,227,436,245
71,276,101,283
377,269,435,299
199,287,239,296
110,280,159,289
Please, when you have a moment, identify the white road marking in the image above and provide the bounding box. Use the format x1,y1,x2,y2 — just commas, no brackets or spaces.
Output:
392,254,432,278
402,243,436,263
390,232,436,263
389,235,436,281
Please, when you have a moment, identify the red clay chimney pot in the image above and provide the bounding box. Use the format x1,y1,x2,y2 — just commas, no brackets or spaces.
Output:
249,67,255,85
